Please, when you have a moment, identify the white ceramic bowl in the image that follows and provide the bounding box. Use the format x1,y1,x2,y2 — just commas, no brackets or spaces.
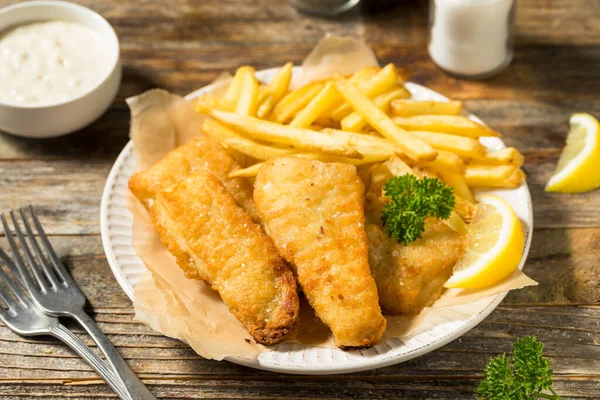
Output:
0,1,121,138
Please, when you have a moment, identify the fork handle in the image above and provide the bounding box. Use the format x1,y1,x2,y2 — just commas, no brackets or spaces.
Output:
50,324,130,400
70,310,156,400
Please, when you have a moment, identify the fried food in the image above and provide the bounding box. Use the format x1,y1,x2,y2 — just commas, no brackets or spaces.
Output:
254,157,386,348
391,99,462,117
364,181,466,315
333,77,437,162
128,136,258,221
209,110,363,159
151,170,299,344
464,164,523,188
392,115,502,138
365,221,466,315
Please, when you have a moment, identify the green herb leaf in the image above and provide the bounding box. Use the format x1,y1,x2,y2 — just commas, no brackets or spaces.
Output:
513,336,555,397
381,175,455,245
477,336,562,400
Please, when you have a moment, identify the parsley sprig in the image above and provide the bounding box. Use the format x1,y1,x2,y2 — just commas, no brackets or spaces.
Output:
477,336,562,399
381,175,455,245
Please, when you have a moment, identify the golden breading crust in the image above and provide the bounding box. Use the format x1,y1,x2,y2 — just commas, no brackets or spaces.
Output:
365,220,466,315
128,136,258,221
151,170,299,345
254,157,386,348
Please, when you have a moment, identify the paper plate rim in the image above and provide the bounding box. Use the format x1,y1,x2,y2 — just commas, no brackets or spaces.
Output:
100,67,533,374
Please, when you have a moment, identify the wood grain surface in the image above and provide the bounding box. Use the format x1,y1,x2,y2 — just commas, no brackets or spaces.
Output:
0,0,599,398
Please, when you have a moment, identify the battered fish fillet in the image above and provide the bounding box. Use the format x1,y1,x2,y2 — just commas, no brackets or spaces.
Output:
254,157,386,348
151,170,299,345
128,136,258,221
366,208,466,315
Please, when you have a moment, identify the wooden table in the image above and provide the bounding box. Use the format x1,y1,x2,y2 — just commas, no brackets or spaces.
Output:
0,0,599,398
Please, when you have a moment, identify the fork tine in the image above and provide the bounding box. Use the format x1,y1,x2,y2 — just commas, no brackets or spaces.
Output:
1,213,49,293
14,209,60,287
0,284,18,311
0,253,27,309
0,301,10,320
27,206,69,282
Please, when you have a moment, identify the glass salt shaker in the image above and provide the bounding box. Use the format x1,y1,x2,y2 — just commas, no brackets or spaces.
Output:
428,0,517,79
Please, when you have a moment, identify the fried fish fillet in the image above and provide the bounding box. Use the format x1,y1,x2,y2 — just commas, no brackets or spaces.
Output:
151,170,299,344
128,136,258,221
366,217,466,315
363,167,467,315
254,157,386,348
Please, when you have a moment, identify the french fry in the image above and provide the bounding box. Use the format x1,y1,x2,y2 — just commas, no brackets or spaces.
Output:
257,62,293,118
391,99,462,117
438,170,475,203
271,81,325,123
317,66,380,118
369,162,395,194
258,85,269,104
268,62,293,101
329,63,399,121
290,82,337,128
210,110,362,159
464,164,524,188
409,130,487,159
387,156,415,177
294,128,395,163
467,167,526,189
195,95,230,114
419,150,466,174
322,128,403,158
236,67,259,116
350,66,380,83
333,77,437,161
393,115,502,138
293,152,384,165
222,67,246,109
444,211,468,235
341,87,411,132
202,118,293,160
470,147,525,167
229,162,262,178
230,152,380,179
453,195,475,221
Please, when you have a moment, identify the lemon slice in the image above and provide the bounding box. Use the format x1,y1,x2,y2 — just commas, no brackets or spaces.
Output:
444,194,525,289
545,113,600,193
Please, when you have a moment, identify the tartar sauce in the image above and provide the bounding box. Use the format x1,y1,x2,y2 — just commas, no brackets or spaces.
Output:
0,20,110,105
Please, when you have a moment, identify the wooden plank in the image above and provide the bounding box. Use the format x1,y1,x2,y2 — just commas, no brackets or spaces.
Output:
0,161,110,235
0,0,595,48
1,306,598,378
0,375,597,399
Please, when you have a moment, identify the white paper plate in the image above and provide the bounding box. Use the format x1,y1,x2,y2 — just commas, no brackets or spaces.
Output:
100,68,533,375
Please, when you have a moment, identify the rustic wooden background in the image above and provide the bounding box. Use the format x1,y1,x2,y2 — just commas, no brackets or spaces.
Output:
0,0,599,398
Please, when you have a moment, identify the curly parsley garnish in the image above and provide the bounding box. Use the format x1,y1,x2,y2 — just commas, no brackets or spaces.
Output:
381,175,455,245
477,336,562,399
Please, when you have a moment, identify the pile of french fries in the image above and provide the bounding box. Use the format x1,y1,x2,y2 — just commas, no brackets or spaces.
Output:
195,63,526,229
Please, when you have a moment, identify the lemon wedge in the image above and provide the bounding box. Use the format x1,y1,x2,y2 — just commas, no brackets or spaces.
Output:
545,113,600,193
444,194,525,289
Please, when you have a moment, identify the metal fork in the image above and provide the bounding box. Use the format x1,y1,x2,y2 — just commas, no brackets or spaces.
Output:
1,207,156,400
0,250,129,399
